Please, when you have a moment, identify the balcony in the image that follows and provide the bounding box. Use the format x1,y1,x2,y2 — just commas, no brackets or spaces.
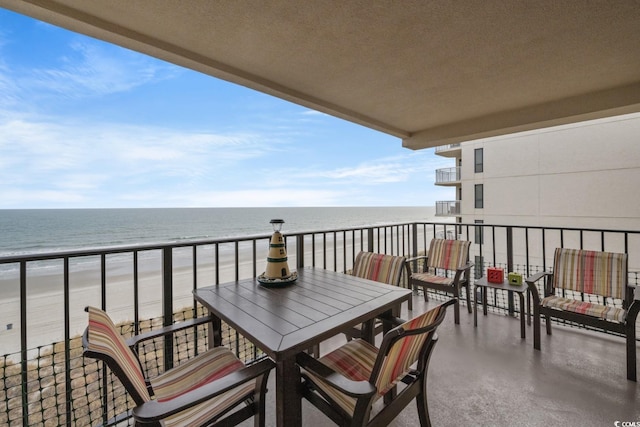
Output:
435,166,461,186
434,143,462,157
265,295,639,426
436,200,461,217
1,221,639,426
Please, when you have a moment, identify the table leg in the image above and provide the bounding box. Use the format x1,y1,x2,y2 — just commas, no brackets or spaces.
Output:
209,316,222,348
275,357,301,427
483,285,488,316
526,289,531,326
518,293,525,339
473,284,478,327
361,318,375,345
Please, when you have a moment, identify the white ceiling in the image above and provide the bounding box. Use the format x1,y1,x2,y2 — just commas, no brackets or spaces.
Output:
2,0,640,149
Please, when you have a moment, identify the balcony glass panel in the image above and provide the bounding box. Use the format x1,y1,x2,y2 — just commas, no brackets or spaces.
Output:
436,200,461,216
435,167,461,184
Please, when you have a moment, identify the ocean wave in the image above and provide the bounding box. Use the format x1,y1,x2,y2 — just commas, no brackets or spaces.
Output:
0,206,437,267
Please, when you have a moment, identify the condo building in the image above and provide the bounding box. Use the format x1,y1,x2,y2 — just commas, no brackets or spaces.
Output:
434,112,640,271
435,112,640,229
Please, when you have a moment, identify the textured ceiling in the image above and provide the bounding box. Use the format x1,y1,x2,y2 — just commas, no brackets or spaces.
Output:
2,0,640,149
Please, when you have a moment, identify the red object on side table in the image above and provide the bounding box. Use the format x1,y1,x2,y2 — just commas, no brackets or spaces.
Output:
487,267,504,284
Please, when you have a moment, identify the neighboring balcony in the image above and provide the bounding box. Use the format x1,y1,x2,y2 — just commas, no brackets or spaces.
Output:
435,166,461,186
434,143,461,157
436,200,461,216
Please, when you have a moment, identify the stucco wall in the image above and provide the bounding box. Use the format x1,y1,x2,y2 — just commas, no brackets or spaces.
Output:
460,112,640,230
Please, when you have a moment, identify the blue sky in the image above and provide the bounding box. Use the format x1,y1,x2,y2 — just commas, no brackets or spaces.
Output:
0,9,453,208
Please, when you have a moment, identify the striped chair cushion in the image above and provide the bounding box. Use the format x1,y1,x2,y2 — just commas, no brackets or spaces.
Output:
352,252,406,286
304,339,379,415
86,306,150,402
552,248,627,299
410,272,453,286
427,239,470,271
542,296,627,323
375,304,442,395
151,347,255,427
304,304,444,415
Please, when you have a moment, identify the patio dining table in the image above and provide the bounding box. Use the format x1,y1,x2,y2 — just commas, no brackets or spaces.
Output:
193,266,412,427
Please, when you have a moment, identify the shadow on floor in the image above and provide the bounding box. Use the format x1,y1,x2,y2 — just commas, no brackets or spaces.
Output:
240,294,640,426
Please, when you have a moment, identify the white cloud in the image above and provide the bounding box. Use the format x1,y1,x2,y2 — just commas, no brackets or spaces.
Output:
120,188,347,208
0,111,297,207
291,153,439,184
0,16,449,209
1,189,87,206
320,163,409,182
55,173,110,190
21,41,178,98
0,115,272,166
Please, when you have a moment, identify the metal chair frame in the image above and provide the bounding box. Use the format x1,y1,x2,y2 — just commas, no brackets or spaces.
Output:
82,307,275,426
298,299,454,427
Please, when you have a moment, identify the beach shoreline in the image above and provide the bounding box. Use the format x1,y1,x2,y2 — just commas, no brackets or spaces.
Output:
0,247,271,356
0,237,375,356
0,207,441,357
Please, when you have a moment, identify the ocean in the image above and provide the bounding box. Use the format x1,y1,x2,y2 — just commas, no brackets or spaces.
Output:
0,207,439,354
0,206,437,257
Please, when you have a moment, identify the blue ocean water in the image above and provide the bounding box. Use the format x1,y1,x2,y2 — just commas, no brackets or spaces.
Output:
0,206,436,257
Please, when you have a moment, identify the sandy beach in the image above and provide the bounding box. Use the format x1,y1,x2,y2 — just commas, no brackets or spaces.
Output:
0,235,378,358
0,247,267,356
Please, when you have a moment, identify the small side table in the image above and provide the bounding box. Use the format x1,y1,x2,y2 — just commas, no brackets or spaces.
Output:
474,276,530,339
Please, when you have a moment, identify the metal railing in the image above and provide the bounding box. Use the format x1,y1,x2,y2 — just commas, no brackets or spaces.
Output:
435,200,461,216
435,166,461,184
1,221,639,426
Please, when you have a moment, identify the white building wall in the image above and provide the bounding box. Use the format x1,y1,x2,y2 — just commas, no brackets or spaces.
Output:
460,112,640,230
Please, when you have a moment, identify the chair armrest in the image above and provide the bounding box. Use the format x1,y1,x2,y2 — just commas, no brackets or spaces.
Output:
452,262,474,284
525,271,549,285
297,352,376,398
525,272,551,303
456,262,474,274
626,299,640,325
132,358,275,423
126,315,213,348
406,256,429,274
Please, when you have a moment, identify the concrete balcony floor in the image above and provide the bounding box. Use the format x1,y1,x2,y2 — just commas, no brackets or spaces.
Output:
240,294,640,426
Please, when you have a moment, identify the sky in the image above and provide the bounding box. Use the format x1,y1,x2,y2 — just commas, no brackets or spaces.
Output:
0,8,454,209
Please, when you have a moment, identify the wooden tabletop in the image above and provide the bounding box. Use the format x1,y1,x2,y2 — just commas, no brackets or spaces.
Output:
193,266,413,361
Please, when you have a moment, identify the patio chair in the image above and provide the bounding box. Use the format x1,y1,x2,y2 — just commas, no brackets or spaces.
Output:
297,299,454,427
344,251,412,341
408,238,473,324
82,306,275,426
526,248,640,381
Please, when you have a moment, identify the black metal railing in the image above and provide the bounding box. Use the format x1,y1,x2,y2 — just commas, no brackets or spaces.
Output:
1,221,639,426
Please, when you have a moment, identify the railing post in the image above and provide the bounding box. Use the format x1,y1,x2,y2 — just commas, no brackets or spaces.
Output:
100,254,108,425
367,228,374,252
63,258,72,427
20,261,28,427
411,223,418,258
162,248,174,371
506,227,515,316
296,234,305,269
